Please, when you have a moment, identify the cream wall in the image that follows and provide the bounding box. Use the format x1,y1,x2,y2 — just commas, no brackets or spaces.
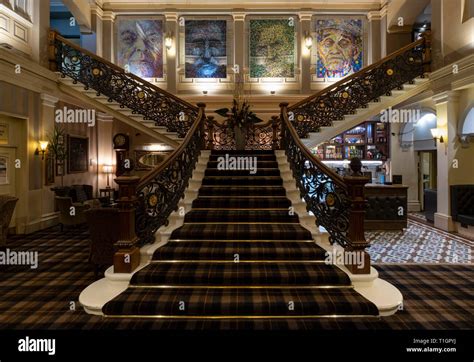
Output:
431,0,474,70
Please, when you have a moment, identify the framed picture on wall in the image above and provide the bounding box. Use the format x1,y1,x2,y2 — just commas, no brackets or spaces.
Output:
0,155,8,185
116,17,164,79
312,16,366,82
184,20,227,79
67,135,89,173
45,152,55,185
248,19,296,78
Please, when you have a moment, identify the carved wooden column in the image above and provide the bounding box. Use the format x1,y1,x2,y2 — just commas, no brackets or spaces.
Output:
343,158,371,274
113,175,141,273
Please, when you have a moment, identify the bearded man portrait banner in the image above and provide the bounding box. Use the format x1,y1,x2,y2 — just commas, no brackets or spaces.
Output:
314,18,363,80
185,20,227,79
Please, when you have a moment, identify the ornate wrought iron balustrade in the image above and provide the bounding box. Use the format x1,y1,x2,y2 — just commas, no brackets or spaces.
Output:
280,104,352,248
133,104,206,245
204,116,280,150
48,30,198,138
288,37,430,138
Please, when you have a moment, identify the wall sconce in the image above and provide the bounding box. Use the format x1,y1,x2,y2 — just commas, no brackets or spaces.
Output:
270,90,276,95
202,90,208,95
304,33,313,50
102,164,113,188
430,128,444,146
165,33,173,50
34,141,49,160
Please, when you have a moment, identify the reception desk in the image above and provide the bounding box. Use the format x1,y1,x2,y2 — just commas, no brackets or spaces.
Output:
364,184,408,230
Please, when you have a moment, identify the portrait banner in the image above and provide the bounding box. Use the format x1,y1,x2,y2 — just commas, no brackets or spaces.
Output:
185,20,227,78
117,19,164,78
315,18,363,79
249,19,295,78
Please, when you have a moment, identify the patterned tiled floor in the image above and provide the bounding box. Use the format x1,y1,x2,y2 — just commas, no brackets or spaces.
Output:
367,219,473,264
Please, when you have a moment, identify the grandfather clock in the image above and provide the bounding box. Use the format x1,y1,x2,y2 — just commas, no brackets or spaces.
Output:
113,133,130,176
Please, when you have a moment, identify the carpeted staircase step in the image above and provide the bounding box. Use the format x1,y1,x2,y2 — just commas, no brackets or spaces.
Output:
192,197,291,209
130,262,350,286
102,288,379,317
204,168,280,176
153,241,327,261
202,176,283,186
184,210,298,223
210,150,275,155
198,186,286,197
170,224,312,240
209,154,276,162
207,160,279,169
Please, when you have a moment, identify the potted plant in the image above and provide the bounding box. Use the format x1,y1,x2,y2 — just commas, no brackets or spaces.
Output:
215,74,262,150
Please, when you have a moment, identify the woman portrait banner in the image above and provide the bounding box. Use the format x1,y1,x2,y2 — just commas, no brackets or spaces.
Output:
315,18,363,80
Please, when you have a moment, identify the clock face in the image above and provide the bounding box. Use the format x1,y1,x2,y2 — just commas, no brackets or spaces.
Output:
114,134,128,149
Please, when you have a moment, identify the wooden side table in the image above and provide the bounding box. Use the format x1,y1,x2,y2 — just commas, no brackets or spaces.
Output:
99,188,115,201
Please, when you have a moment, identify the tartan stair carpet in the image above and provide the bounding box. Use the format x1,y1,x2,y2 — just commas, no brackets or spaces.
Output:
102,150,379,318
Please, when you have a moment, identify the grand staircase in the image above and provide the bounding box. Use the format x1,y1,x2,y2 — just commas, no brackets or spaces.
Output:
102,150,378,318
78,35,430,321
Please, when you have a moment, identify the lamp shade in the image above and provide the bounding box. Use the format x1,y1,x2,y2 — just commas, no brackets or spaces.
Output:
430,128,441,138
102,165,113,173
39,141,49,151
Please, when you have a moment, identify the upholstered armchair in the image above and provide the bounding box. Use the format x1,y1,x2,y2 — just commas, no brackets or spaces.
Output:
0,195,18,248
84,208,119,277
55,196,90,231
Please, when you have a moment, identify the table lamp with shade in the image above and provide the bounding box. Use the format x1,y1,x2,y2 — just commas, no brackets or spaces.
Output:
103,165,113,188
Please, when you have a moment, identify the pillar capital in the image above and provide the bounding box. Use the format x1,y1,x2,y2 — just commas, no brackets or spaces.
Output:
433,90,461,105
232,12,246,22
91,4,104,19
367,11,382,21
40,94,59,108
164,12,179,22
97,112,114,122
102,11,115,22
298,13,313,22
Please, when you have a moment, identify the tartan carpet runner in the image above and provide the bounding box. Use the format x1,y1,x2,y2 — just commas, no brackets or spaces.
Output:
103,150,378,318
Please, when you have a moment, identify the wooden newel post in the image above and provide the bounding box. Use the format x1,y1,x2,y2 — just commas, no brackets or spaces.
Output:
113,175,141,273
206,116,215,150
48,30,58,72
271,115,280,150
343,158,371,274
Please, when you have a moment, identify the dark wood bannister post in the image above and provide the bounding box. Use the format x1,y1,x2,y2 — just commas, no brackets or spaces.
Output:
196,102,207,149
48,30,58,71
113,175,141,273
271,115,280,150
206,116,215,150
343,158,371,274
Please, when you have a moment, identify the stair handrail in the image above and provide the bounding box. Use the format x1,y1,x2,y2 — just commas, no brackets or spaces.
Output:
280,102,371,273
287,35,430,138
48,29,198,137
131,103,206,246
